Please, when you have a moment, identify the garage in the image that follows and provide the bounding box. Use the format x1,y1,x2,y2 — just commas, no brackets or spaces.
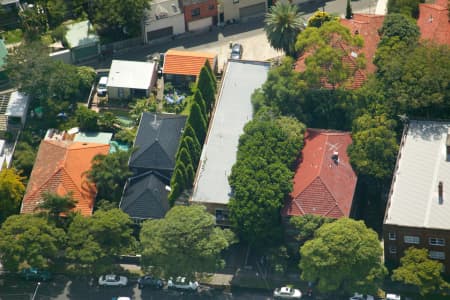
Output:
239,3,266,19
188,17,212,32
147,26,173,41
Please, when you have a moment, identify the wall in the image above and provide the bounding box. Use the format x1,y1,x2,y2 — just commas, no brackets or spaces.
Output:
222,0,267,22
143,13,186,43
191,201,230,227
384,224,450,273
107,86,131,100
183,0,217,25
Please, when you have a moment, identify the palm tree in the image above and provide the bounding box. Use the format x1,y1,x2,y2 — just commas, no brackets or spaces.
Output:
264,2,305,58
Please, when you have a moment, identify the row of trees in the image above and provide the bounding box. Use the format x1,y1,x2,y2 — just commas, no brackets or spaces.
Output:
168,61,217,204
228,110,305,247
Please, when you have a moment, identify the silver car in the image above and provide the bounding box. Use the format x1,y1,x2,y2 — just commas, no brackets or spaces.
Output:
98,274,128,287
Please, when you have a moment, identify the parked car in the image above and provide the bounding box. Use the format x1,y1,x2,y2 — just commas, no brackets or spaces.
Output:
98,274,128,287
97,76,108,96
138,275,164,289
20,268,52,281
350,293,375,300
273,286,302,299
112,298,130,300
386,294,401,300
230,43,243,59
167,276,199,291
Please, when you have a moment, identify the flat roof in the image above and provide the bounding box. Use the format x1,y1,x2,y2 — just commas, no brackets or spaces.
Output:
385,120,450,230
5,91,29,118
108,60,157,90
73,132,113,145
0,39,6,70
191,60,270,205
65,20,99,48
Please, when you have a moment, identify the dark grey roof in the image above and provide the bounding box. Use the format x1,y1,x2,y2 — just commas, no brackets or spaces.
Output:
130,112,187,171
120,170,170,219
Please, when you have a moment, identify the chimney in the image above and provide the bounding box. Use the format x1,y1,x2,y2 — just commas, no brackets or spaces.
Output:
439,181,443,204
332,151,339,165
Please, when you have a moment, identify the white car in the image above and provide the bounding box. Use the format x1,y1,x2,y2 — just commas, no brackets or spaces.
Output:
98,274,128,286
273,286,302,299
97,76,108,97
167,276,199,291
386,294,401,300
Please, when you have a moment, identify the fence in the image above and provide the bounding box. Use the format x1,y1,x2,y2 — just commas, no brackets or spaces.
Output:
100,37,143,55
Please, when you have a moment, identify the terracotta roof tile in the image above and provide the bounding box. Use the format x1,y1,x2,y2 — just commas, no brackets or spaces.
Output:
417,0,450,45
282,129,357,218
21,140,110,216
163,49,217,77
295,15,384,89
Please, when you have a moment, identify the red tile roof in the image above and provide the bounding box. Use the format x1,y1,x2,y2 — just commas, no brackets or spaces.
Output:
295,14,384,89
163,49,217,77
417,0,450,45
282,129,357,218
21,140,110,216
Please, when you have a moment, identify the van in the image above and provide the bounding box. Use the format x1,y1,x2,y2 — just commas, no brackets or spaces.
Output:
97,76,108,96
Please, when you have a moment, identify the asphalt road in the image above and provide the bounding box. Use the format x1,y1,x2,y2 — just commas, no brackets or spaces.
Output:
0,276,274,300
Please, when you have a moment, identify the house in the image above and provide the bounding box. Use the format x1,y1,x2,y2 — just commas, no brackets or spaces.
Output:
295,15,384,90
220,0,267,23
65,20,100,63
20,139,110,216
181,0,218,32
107,60,158,100
384,120,450,273
417,0,450,45
0,90,30,133
142,0,185,43
282,129,358,219
163,49,217,87
340,14,385,75
121,112,186,221
190,60,270,226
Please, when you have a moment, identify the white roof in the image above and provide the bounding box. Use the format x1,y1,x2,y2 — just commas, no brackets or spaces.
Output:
107,60,156,90
5,91,29,118
385,120,450,229
65,20,99,48
191,60,270,205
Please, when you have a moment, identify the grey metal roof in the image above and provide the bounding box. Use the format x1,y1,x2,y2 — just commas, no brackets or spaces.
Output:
120,170,170,219
5,91,29,118
130,112,187,171
191,60,270,205
385,120,450,229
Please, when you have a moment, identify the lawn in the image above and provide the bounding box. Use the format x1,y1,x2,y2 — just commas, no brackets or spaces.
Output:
2,29,23,44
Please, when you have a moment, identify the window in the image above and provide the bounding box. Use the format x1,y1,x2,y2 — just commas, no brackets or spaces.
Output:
389,246,397,254
215,209,229,222
233,0,239,3
191,7,200,17
429,251,445,260
388,232,396,240
208,4,214,10
429,238,445,246
404,235,420,244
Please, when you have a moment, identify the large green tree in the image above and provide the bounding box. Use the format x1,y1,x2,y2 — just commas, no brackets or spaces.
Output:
186,102,207,145
66,208,134,274
0,214,65,272
392,248,450,297
76,105,99,131
90,0,150,39
289,214,333,246
37,192,77,226
387,0,424,18
13,142,37,177
197,66,216,113
140,205,235,278
228,116,305,246
0,168,26,224
264,2,304,57
87,150,132,203
300,218,387,296
378,13,420,48
348,113,399,181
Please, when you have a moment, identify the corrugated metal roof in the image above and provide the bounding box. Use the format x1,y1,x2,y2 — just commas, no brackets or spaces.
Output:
108,60,157,90
385,120,450,229
191,60,270,205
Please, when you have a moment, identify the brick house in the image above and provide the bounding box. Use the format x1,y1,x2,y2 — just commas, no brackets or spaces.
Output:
384,120,450,273
181,0,218,31
282,129,358,219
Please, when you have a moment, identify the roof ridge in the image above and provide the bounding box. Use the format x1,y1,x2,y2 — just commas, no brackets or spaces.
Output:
324,204,345,217
24,165,65,203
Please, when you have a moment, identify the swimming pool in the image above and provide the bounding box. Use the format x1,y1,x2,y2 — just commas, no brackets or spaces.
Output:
109,141,130,153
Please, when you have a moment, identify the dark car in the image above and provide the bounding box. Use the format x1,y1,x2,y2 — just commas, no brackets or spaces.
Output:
138,275,164,289
20,268,52,281
230,43,243,59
